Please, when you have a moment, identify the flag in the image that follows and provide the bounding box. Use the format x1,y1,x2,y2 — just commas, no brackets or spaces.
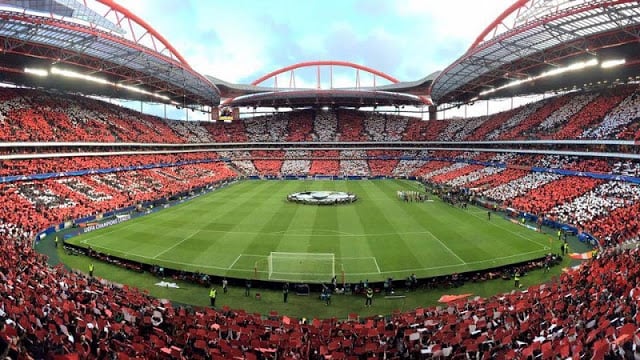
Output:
437,293,473,303
569,252,593,260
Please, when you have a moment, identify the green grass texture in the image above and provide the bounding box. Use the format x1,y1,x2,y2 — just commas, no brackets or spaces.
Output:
66,179,554,284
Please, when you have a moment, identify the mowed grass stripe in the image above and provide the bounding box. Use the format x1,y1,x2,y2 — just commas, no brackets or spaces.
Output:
333,181,378,277
237,181,309,277
373,179,470,271
193,180,291,272
366,180,468,274
69,180,553,282
153,181,273,270
348,181,428,277
392,179,550,267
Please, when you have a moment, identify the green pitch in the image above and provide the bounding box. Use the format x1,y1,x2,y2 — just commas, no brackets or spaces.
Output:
66,179,553,283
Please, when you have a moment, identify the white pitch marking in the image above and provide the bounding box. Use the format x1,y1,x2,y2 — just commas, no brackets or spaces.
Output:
372,257,381,273
466,209,550,250
152,229,201,259
424,228,467,265
228,254,242,270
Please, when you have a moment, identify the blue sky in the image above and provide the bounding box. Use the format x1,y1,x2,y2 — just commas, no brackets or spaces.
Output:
112,0,541,120
125,0,515,87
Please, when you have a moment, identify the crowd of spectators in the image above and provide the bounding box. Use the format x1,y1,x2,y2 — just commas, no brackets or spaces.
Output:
428,164,485,184
536,93,597,135
0,153,219,177
548,181,640,229
464,109,517,141
339,151,370,177
285,111,314,142
437,116,486,142
508,177,603,215
498,95,573,140
308,151,341,176
481,172,563,202
444,166,505,188
485,101,545,140
281,151,312,176
244,114,289,142
3,85,640,358
167,121,214,143
584,89,640,139
0,86,640,149
250,151,285,176
2,86,640,146
552,88,635,140
313,111,338,142
367,150,402,177
5,194,640,359
0,162,236,237
337,110,366,142
613,160,640,177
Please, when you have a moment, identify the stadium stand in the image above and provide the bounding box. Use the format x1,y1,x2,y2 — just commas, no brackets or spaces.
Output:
281,150,312,176
309,151,341,176
337,110,366,142
367,150,402,177
285,110,314,142
4,82,640,358
251,150,285,176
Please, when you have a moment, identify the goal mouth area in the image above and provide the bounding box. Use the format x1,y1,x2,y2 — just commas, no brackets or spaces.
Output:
287,191,357,205
268,252,336,282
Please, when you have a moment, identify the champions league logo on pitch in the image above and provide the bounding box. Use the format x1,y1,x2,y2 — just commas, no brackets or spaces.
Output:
286,191,357,205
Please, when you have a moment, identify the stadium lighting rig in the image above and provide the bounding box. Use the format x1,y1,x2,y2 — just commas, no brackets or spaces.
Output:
24,68,49,77
23,67,171,101
479,58,626,97
601,59,626,69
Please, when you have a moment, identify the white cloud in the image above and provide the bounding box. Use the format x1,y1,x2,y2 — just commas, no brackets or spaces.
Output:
397,0,515,43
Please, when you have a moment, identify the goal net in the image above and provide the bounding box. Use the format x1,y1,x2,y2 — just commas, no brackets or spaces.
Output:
268,252,335,283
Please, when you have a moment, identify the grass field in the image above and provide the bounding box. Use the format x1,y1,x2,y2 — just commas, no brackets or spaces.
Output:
67,179,553,283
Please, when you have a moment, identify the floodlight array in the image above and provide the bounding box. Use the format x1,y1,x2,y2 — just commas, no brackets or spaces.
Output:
24,67,171,101
479,58,623,97
24,68,48,77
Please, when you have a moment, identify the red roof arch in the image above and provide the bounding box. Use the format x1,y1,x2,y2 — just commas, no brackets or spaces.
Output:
468,0,530,51
94,0,191,68
251,60,400,86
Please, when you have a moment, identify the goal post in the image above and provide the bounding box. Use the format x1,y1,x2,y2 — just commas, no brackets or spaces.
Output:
268,252,335,282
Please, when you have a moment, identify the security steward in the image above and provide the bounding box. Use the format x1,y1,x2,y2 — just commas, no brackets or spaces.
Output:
365,287,373,307
209,287,217,307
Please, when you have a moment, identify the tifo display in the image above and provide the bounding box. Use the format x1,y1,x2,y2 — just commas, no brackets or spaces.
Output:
286,191,357,205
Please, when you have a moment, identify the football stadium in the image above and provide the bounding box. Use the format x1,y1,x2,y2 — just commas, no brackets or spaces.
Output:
1,0,640,358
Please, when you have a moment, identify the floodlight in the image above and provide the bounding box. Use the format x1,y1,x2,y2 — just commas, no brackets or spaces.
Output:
51,67,110,85
116,82,170,101
601,59,626,68
24,68,48,77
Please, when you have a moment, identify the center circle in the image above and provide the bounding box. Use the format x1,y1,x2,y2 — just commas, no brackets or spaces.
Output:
287,191,357,205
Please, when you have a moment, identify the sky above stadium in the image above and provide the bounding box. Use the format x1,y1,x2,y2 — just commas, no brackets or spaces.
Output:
125,0,515,87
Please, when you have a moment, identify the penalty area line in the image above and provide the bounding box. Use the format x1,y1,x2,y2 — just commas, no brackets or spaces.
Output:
152,229,201,259
425,228,467,265
228,254,242,270
373,257,381,274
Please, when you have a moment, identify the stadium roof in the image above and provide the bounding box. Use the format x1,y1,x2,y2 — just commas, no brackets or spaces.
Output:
227,89,426,109
430,0,640,106
209,61,433,109
0,0,219,108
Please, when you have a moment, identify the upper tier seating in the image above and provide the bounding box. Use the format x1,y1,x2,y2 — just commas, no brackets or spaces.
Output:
2,85,640,145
